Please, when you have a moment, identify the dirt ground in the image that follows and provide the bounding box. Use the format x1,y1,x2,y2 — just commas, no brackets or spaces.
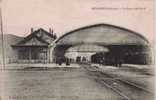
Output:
0,67,124,100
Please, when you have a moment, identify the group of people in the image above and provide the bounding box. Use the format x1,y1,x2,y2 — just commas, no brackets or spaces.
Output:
55,56,88,65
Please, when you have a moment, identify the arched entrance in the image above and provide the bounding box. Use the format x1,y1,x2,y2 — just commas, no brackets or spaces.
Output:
49,24,152,65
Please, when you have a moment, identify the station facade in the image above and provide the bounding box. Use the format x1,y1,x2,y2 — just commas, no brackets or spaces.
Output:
11,28,57,63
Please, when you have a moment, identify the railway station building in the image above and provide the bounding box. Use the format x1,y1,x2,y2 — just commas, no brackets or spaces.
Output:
49,24,152,66
11,28,57,63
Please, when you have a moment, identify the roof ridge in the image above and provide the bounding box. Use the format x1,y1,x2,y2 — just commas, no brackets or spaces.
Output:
15,28,55,45
39,28,55,38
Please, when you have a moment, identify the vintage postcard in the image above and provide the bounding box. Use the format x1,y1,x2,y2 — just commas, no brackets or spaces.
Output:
0,0,155,100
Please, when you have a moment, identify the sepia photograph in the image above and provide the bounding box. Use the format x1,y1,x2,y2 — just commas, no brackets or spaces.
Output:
0,0,155,100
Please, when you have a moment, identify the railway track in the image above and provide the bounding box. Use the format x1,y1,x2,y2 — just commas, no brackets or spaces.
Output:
83,64,154,100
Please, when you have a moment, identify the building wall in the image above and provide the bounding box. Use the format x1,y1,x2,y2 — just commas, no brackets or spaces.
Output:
10,46,48,63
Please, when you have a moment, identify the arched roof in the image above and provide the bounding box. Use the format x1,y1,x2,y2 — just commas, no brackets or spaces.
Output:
51,24,149,46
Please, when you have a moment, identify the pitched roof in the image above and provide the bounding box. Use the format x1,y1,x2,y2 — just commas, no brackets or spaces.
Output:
13,28,55,46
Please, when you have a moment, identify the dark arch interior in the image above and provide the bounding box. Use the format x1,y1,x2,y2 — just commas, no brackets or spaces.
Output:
53,44,151,65
51,24,152,65
91,45,151,66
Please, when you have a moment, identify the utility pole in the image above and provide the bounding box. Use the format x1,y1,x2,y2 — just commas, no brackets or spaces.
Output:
0,6,5,70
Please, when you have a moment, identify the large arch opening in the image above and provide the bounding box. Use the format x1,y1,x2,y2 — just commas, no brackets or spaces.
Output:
49,24,152,66
64,44,109,63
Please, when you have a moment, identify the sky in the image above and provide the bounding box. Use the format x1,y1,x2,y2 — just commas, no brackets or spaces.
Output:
1,0,154,43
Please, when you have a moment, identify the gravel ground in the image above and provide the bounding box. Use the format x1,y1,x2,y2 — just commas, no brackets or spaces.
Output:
0,67,125,100
96,64,154,92
83,64,154,100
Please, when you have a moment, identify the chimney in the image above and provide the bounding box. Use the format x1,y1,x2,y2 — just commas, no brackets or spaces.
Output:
49,28,53,34
31,28,34,33
53,33,57,39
